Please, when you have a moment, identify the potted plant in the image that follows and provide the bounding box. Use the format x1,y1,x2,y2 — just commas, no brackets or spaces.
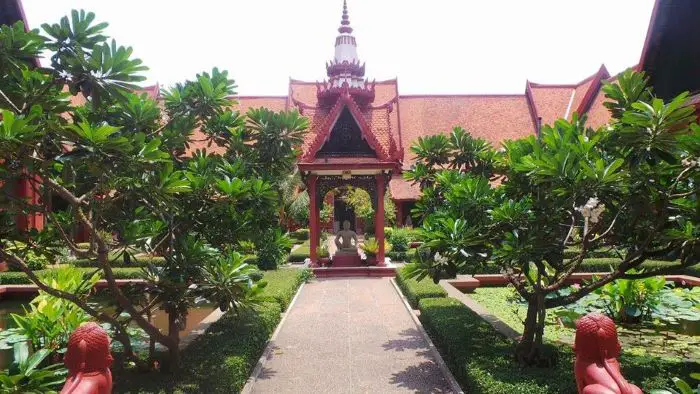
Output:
317,244,330,267
360,238,391,266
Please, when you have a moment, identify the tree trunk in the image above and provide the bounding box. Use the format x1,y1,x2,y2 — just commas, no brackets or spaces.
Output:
516,294,546,366
166,311,181,369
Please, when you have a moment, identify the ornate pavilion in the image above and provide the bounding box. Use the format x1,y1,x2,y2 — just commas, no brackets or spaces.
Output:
5,0,698,267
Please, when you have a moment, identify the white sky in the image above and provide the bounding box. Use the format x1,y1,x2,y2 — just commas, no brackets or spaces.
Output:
22,0,655,96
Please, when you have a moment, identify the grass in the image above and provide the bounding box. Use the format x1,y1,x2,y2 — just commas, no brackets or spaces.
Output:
288,240,310,263
419,297,698,393
395,264,447,308
470,287,700,361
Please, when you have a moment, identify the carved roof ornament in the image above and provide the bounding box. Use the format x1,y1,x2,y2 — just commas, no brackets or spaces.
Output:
317,0,375,107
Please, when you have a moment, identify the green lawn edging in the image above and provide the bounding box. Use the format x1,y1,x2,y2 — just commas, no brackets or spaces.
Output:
395,264,447,309
473,259,699,277
418,297,698,393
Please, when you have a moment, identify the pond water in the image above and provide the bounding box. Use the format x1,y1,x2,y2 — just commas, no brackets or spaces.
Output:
0,293,216,369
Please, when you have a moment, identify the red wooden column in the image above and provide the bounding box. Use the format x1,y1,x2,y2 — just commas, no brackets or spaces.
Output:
16,175,44,232
375,174,386,266
307,175,320,266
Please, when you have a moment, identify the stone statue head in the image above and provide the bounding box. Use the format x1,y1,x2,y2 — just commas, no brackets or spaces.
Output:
343,220,351,231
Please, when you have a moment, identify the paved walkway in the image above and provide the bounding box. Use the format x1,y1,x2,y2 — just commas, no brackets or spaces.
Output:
247,278,454,393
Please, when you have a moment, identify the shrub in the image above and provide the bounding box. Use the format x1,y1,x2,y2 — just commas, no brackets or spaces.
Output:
256,230,292,270
3,241,50,271
471,259,700,277
71,255,166,268
395,264,447,308
563,248,623,259
289,228,310,241
259,268,312,311
0,267,143,284
360,238,391,257
388,228,412,252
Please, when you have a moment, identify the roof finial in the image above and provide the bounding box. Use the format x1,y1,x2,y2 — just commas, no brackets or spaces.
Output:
339,0,353,33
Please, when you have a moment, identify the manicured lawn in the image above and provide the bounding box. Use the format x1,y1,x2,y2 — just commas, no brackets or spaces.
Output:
395,264,447,308
419,297,697,393
470,287,699,361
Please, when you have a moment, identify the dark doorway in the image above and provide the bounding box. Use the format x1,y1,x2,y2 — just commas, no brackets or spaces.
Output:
334,197,356,231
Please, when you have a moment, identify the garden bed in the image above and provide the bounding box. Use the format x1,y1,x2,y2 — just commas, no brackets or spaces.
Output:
112,268,311,393
419,297,698,393
395,265,447,308
469,287,700,361
288,240,310,263
0,267,143,285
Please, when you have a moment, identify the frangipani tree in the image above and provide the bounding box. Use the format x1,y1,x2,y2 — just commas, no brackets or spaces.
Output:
406,70,699,365
0,10,306,367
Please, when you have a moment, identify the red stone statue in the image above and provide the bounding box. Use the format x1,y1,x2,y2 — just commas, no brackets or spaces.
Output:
60,322,113,394
574,313,642,394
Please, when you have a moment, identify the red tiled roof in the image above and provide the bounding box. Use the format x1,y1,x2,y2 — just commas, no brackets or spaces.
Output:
585,76,618,129
397,94,537,167
389,176,421,200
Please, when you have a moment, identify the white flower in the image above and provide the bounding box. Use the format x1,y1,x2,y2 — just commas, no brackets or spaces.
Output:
304,258,311,265
434,252,449,266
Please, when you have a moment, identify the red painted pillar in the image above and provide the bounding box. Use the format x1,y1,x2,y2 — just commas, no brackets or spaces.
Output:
375,174,386,266
308,175,319,266
15,175,44,232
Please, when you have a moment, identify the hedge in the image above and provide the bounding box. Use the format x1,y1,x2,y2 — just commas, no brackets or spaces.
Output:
418,297,698,393
259,268,312,311
288,240,310,263
114,302,283,393
289,228,310,241
71,256,166,268
0,267,143,284
395,264,447,308
472,259,699,277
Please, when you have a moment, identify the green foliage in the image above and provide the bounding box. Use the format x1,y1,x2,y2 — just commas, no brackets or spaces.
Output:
2,241,49,271
596,273,666,323
388,227,411,252
195,251,267,312
0,267,142,284
395,264,447,308
0,267,98,353
71,255,165,268
406,70,700,363
651,374,700,394
258,268,312,311
316,244,329,259
256,229,293,270
338,187,396,227
360,237,391,257
0,343,67,393
289,228,310,241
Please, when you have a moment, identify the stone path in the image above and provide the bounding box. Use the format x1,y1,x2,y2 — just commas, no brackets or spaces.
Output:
247,278,454,393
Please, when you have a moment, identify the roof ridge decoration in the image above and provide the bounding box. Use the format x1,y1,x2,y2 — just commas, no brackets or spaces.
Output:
575,64,610,115
317,0,376,107
302,92,391,162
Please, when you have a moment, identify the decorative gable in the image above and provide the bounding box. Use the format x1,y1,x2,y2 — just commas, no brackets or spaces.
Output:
317,107,377,158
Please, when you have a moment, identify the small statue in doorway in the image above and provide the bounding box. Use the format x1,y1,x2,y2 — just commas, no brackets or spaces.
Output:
334,220,358,254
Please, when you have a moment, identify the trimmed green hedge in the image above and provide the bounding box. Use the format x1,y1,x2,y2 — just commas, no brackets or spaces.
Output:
419,297,698,393
259,268,312,311
395,264,447,308
562,248,622,259
289,228,310,241
71,255,166,268
114,302,283,393
288,241,310,263
473,259,699,277
0,267,143,284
